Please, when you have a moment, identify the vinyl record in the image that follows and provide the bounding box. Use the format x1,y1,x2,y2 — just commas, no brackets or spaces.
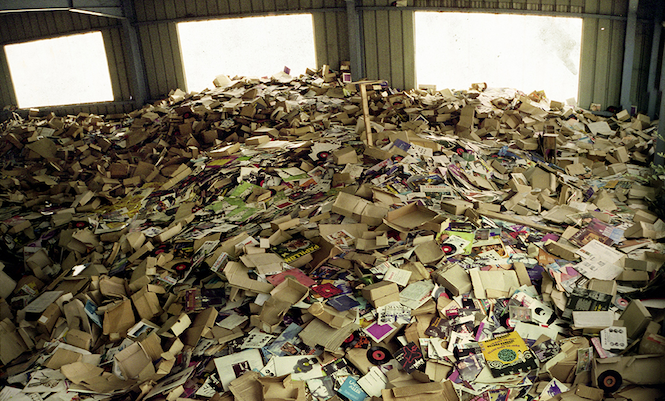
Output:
317,151,330,160
342,333,358,349
614,297,629,310
598,370,622,393
152,244,170,257
174,262,189,272
367,346,391,366
74,221,88,229
441,243,458,255
499,314,515,329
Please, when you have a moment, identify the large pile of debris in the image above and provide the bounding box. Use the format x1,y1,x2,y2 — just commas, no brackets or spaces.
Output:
0,67,663,401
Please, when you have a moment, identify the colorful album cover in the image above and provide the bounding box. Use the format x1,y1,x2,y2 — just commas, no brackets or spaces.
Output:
479,331,538,377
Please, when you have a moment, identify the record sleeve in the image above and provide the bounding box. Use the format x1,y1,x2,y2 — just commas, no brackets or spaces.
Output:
479,332,538,377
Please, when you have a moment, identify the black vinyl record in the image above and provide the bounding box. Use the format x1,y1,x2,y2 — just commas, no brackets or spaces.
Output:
367,346,391,366
317,151,330,160
174,262,189,272
152,244,170,257
343,333,358,349
598,370,622,393
441,243,458,255
499,313,515,329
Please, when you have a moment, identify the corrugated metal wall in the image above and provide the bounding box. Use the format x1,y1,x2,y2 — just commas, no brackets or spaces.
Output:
577,0,627,110
0,0,661,116
409,0,584,12
361,2,416,91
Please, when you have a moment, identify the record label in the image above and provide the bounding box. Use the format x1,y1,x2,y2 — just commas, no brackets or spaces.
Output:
613,297,629,310
598,370,622,393
441,243,457,255
367,346,391,365
174,262,189,272
343,333,358,349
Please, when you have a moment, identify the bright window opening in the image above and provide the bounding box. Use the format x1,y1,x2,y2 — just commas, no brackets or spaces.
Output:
4,31,114,108
177,14,317,92
415,12,582,103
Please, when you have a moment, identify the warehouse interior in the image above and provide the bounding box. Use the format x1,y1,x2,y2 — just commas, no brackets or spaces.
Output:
0,0,664,118
1,0,665,400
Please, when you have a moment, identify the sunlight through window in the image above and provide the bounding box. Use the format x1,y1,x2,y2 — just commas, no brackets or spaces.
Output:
4,31,114,108
415,12,582,103
177,14,317,92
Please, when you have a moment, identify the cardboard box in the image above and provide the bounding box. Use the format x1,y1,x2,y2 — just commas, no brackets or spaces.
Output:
113,341,155,381
381,380,458,401
333,147,359,164
257,278,309,333
259,374,306,401
432,263,471,296
157,313,192,338
37,302,61,334
362,281,400,307
544,240,580,261
66,329,93,350
620,299,652,339
384,203,439,232
593,355,665,386
0,266,17,299
131,285,165,320
414,240,445,265
441,199,473,215
308,302,356,329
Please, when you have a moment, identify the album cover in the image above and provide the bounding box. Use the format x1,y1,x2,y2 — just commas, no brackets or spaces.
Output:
531,338,560,363
457,353,485,382
393,341,426,373
425,316,451,339
562,287,612,320
270,235,320,263
213,349,264,391
273,355,324,381
480,332,538,377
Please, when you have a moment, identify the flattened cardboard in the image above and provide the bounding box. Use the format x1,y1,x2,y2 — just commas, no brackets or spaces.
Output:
414,240,445,265
229,371,263,401
223,261,274,294
0,318,27,364
114,341,154,381
469,269,519,299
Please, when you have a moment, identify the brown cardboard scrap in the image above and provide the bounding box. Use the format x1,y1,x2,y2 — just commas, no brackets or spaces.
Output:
1,68,664,401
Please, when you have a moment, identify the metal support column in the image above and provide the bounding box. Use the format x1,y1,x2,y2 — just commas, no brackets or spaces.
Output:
620,0,639,112
120,0,148,107
655,33,665,166
346,0,365,80
647,3,664,119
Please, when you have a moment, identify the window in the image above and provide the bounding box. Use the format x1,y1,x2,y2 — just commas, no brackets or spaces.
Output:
415,12,582,103
4,31,114,108
177,14,317,92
